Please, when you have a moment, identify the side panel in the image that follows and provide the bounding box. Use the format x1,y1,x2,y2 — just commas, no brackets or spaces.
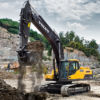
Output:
68,68,93,80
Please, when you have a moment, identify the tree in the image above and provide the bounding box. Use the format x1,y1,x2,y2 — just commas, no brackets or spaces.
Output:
80,37,84,45
89,39,98,49
65,31,70,44
74,35,80,43
59,31,65,45
69,41,75,48
68,31,75,42
75,42,81,49
84,40,90,48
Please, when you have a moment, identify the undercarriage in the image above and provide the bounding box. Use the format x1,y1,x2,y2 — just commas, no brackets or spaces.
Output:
34,82,90,96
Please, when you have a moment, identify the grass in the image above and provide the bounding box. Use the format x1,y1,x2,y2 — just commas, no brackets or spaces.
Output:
11,71,19,74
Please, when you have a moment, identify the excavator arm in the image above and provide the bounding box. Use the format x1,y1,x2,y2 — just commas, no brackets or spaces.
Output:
17,1,64,80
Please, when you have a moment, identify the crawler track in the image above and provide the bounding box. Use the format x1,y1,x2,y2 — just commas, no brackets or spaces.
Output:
34,83,90,96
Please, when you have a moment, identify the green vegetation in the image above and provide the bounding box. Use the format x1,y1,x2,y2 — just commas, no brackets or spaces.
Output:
0,18,19,34
96,66,100,68
98,55,100,61
47,45,52,56
42,56,51,61
70,49,74,52
42,56,48,61
0,18,99,59
30,37,35,42
11,71,19,74
0,18,19,29
48,57,51,60
91,67,95,69
8,28,19,34
59,31,99,57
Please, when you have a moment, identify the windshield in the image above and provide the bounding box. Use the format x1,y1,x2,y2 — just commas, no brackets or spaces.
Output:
60,61,69,78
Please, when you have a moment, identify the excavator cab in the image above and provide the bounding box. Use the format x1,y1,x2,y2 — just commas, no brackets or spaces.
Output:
60,60,79,79
45,59,93,82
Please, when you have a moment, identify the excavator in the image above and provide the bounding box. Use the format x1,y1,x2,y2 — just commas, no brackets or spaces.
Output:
17,0,93,96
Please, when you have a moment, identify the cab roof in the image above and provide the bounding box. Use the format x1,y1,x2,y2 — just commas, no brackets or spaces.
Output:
68,59,79,62
61,59,79,62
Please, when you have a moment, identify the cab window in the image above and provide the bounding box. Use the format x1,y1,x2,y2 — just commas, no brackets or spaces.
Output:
60,61,69,78
69,61,79,76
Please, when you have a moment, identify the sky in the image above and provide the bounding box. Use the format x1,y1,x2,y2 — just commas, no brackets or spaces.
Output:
0,0,100,43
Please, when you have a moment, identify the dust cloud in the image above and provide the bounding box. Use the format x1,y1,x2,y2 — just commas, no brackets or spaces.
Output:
17,41,44,99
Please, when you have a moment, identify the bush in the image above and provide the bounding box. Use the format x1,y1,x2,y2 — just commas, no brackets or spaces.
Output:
48,57,51,60
0,18,19,29
30,37,35,42
69,41,75,48
42,56,48,61
84,48,91,57
77,45,83,50
63,45,66,49
92,49,98,56
67,44,70,47
47,46,52,56
98,55,100,61
8,28,19,34
75,42,80,49
70,49,74,52
91,67,95,69
84,52,90,57
81,45,86,52
96,66,100,68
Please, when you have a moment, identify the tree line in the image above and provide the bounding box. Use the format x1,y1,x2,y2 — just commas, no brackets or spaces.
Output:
59,31,98,57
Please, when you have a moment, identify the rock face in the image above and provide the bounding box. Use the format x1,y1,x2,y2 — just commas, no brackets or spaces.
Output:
63,47,97,62
0,27,19,68
51,47,97,62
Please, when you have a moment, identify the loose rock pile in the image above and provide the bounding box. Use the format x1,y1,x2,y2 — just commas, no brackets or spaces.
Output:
0,79,48,100
0,79,23,100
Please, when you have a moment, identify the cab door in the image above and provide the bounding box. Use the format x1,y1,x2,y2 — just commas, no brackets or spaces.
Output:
68,61,79,77
59,61,69,79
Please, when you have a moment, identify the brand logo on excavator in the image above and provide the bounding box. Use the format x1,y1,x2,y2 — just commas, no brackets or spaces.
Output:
39,21,49,33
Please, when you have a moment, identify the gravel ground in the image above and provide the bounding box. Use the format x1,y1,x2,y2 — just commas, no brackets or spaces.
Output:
4,79,100,100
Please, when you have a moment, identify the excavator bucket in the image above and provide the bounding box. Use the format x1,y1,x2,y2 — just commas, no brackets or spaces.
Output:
17,41,44,66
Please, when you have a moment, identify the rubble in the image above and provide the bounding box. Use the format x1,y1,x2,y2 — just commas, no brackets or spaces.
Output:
0,79,48,100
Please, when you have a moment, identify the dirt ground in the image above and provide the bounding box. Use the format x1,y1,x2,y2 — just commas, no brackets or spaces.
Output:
4,79,100,100
0,71,19,79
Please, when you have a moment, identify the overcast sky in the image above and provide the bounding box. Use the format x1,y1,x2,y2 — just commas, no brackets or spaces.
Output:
0,0,100,43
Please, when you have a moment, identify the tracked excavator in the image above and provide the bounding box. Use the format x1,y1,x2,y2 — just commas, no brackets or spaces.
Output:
17,1,93,96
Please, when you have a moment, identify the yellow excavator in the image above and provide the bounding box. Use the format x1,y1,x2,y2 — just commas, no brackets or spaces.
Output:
17,0,93,96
